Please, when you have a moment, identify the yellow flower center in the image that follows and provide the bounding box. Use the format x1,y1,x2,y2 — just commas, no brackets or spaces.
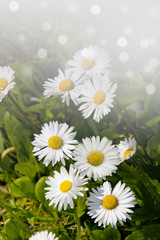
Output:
93,91,106,105
88,151,103,166
48,136,62,149
81,58,95,70
123,148,134,159
102,195,118,210
59,79,74,91
0,79,8,91
60,180,72,192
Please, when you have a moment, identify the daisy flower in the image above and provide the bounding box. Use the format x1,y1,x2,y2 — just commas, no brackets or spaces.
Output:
32,121,77,166
0,66,15,102
29,230,58,240
117,137,137,162
73,136,120,181
78,74,117,122
68,46,111,76
87,181,136,228
43,68,84,106
45,165,88,211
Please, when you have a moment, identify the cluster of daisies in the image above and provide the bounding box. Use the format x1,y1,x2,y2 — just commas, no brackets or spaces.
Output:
43,46,117,122
0,47,137,240
31,47,137,239
32,120,137,234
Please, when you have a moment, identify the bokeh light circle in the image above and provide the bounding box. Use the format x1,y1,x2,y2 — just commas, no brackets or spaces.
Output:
140,38,150,48
117,37,128,47
146,84,156,94
119,52,130,62
9,1,19,11
58,35,68,45
42,22,52,31
90,4,101,15
37,48,48,59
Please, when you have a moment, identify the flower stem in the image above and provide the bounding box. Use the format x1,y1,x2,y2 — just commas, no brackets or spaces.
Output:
7,93,39,132
87,118,99,136
74,206,81,240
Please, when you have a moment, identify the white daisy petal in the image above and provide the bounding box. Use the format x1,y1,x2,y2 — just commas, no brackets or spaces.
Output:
73,136,120,181
29,230,58,240
87,180,136,228
45,165,88,211
117,137,137,162
78,74,117,122
32,121,77,166
43,68,85,106
68,46,111,76
0,66,15,102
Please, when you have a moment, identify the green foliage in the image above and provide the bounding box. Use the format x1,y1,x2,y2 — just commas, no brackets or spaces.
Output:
125,231,146,240
4,112,34,163
10,176,35,198
142,224,160,239
90,226,121,240
76,196,86,218
0,131,4,153
15,162,37,178
4,220,21,240
35,176,49,205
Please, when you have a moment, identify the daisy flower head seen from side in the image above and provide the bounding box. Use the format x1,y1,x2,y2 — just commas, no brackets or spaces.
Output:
45,165,88,211
0,66,15,102
73,136,121,181
29,230,58,240
87,181,136,228
78,74,117,122
43,68,85,106
68,46,111,76
32,121,77,167
117,137,137,162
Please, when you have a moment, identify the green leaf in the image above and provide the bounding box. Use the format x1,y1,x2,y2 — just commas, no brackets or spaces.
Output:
58,236,70,240
10,176,35,198
147,136,160,153
0,108,5,125
15,162,37,178
0,234,7,240
101,128,115,139
0,155,15,172
35,176,58,218
4,112,33,163
76,196,86,218
0,131,4,153
90,230,104,240
4,220,20,240
90,226,121,240
145,116,160,127
103,225,121,240
142,224,160,238
140,162,160,181
125,231,146,240
35,176,48,204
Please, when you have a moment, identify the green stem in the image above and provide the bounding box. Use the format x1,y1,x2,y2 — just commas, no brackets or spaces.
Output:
133,160,160,206
8,93,25,116
74,206,81,240
7,93,39,132
87,118,99,136
0,199,29,231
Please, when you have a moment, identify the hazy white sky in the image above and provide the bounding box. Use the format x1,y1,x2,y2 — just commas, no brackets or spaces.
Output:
0,0,160,75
